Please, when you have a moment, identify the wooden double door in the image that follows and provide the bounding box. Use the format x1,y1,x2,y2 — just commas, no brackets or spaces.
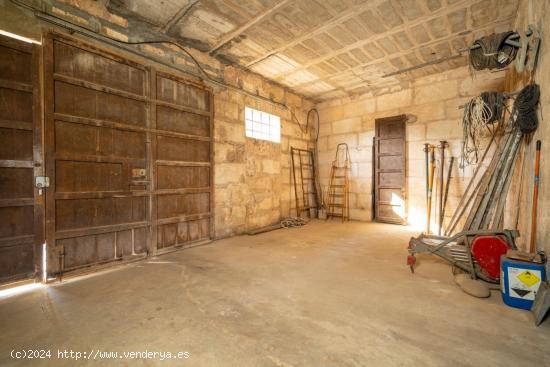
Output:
0,32,213,284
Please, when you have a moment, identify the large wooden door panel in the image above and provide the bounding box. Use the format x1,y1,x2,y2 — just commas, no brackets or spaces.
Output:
44,34,213,276
0,35,41,283
45,36,150,274
152,71,212,250
374,115,407,224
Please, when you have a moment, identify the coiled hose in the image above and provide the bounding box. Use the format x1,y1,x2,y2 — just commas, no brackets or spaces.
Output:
469,32,518,70
514,84,540,133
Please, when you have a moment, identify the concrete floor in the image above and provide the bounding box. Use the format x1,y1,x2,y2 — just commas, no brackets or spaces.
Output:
0,221,549,366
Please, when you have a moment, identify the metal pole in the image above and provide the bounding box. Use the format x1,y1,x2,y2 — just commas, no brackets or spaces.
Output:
426,146,435,234
466,129,516,230
445,134,496,235
438,141,447,235
489,136,523,230
441,156,454,233
478,129,523,229
529,140,542,253
424,143,430,204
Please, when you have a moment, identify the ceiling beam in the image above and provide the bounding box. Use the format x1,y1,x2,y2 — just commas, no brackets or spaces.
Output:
271,0,472,82
209,0,292,55
243,0,388,68
161,0,201,33
292,17,514,93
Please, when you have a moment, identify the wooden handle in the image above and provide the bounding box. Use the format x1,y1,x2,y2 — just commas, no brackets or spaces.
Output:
529,140,542,253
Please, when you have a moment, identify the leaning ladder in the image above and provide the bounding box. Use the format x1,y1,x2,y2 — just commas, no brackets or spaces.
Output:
327,143,350,222
291,147,318,218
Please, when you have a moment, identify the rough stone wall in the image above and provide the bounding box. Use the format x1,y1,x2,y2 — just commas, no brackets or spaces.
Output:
505,0,550,259
316,66,506,231
0,0,315,239
213,69,314,238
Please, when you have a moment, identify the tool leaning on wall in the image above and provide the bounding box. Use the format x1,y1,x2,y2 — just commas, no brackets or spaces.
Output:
408,83,546,310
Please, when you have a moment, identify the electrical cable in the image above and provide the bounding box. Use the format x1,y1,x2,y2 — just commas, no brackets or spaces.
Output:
307,108,320,142
461,96,494,166
469,31,519,70
480,91,505,124
10,0,312,129
513,83,540,133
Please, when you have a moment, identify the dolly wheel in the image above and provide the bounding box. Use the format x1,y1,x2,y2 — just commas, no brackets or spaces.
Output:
407,255,416,273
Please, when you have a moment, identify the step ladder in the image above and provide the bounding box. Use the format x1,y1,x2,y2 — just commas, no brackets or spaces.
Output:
327,143,350,222
290,147,319,218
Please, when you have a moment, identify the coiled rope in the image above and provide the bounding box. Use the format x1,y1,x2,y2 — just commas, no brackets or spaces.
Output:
469,32,518,70
281,217,308,228
461,92,504,166
514,84,540,133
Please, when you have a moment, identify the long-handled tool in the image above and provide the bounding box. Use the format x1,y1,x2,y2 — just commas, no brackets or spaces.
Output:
407,229,519,281
441,156,454,232
424,143,430,204
530,140,542,253
438,141,448,235
426,145,436,234
409,84,540,285
445,134,498,236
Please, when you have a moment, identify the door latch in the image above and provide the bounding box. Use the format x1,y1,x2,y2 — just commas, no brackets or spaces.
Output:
35,176,50,195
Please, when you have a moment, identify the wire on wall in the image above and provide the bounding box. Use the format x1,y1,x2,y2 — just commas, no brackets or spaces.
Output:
10,0,312,131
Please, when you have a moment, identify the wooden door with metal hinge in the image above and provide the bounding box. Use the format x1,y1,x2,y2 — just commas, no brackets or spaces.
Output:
0,34,44,284
374,115,407,224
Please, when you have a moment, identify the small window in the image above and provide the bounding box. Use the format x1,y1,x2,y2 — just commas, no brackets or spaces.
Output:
245,106,280,143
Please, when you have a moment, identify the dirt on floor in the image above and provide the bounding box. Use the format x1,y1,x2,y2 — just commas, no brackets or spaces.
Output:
0,220,549,366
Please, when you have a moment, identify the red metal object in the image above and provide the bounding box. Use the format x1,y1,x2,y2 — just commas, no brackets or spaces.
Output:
471,236,509,280
407,255,416,273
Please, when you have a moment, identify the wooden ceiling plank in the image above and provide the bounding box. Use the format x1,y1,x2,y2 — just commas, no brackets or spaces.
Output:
209,0,292,54
161,0,201,33
272,0,472,80
243,0,389,68
289,16,515,92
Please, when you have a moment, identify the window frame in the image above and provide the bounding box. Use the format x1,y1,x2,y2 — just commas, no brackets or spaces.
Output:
244,106,281,143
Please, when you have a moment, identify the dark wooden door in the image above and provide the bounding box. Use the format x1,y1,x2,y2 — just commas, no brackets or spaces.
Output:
374,115,406,224
44,35,150,274
152,71,212,249
0,34,42,283
44,33,212,277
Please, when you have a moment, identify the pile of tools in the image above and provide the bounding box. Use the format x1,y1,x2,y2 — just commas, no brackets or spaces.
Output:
423,141,454,235
449,84,540,235
408,83,541,286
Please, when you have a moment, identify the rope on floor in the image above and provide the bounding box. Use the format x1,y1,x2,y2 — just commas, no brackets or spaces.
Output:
280,217,308,228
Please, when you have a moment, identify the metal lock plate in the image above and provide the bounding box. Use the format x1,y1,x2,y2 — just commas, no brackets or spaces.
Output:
132,168,147,178
35,176,50,188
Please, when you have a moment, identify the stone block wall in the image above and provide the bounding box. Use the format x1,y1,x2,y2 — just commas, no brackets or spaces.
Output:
0,0,315,239
213,77,314,238
316,66,507,231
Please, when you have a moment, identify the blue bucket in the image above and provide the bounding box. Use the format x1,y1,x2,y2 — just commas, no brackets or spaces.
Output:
501,255,546,310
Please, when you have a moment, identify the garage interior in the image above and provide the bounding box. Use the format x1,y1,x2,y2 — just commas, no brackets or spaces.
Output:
1,0,550,365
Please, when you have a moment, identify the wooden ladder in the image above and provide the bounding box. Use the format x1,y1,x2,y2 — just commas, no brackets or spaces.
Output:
327,143,350,222
291,147,318,218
